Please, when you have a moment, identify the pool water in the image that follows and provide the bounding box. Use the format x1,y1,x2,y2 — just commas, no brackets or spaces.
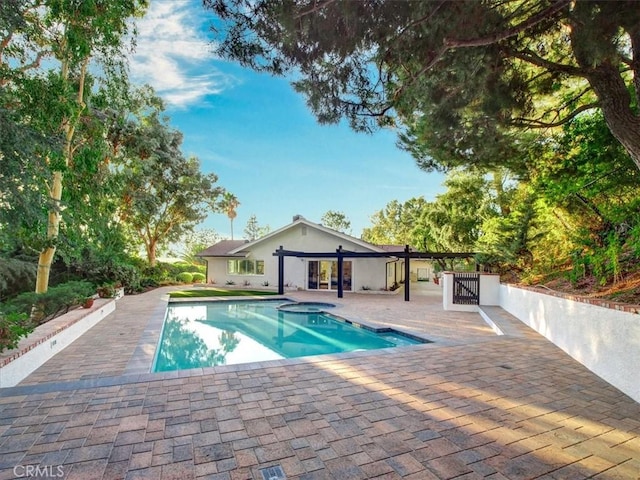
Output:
152,300,426,372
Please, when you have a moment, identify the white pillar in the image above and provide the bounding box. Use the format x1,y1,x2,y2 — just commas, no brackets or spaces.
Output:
442,272,500,311
479,273,500,305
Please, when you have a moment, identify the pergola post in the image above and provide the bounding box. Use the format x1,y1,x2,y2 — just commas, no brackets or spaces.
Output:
337,245,344,299
404,245,411,302
277,245,284,295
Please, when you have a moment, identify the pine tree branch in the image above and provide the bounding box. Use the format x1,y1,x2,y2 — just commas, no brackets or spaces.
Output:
511,102,599,128
294,0,339,19
509,47,584,76
383,44,448,110
390,1,446,48
443,0,572,48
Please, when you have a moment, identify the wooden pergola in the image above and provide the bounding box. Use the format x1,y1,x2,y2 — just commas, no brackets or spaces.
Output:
273,245,476,301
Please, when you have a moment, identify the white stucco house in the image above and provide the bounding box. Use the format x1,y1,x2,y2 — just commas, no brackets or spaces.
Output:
197,215,436,292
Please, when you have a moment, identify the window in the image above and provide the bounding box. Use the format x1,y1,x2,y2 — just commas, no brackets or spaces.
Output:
227,259,264,275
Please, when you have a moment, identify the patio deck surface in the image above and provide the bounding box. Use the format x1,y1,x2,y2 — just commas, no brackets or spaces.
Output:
0,284,639,479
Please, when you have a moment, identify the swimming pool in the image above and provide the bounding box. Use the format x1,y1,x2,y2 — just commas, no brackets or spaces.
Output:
152,300,427,372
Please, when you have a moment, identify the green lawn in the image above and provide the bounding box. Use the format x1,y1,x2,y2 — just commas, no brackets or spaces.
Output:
169,288,280,298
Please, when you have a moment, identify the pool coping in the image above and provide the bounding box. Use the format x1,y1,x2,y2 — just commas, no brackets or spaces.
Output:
168,295,432,341
2,292,445,396
0,291,480,397
0,340,437,397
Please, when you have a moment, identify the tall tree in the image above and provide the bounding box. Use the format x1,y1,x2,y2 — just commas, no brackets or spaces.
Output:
206,0,640,173
243,214,270,241
218,192,240,240
115,104,223,266
362,197,429,248
533,112,640,237
1,0,57,253
528,111,640,282
320,211,351,234
1,0,148,292
421,171,496,252
179,229,221,264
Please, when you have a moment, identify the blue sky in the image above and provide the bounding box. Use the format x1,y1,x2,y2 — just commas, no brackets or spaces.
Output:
129,0,445,239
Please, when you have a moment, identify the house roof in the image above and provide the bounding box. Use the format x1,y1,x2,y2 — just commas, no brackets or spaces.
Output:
196,240,248,257
227,216,388,255
196,218,407,258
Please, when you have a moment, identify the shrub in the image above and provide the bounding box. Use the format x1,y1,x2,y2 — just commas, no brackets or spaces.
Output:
0,257,37,302
193,264,206,274
142,263,173,283
72,253,142,294
0,311,33,353
191,272,205,283
104,262,140,293
97,283,116,298
4,280,95,325
139,277,160,289
176,272,194,283
171,262,198,274
134,262,206,289
141,262,201,285
169,262,206,275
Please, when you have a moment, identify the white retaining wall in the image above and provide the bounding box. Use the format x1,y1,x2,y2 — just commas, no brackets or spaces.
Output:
0,300,116,387
499,284,640,404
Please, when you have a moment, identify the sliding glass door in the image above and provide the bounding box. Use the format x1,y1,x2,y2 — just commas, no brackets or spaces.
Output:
307,261,352,291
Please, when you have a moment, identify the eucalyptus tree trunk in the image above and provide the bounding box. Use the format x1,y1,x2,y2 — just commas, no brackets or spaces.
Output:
35,170,63,293
35,57,88,293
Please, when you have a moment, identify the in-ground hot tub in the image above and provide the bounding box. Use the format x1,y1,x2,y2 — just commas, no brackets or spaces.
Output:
276,302,336,313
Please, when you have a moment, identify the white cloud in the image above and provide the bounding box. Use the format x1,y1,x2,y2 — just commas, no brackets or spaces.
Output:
129,0,234,108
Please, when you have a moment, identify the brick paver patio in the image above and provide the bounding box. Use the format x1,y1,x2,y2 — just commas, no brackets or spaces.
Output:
0,284,639,479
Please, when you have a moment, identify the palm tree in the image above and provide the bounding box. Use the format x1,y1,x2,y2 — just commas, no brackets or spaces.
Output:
219,192,240,239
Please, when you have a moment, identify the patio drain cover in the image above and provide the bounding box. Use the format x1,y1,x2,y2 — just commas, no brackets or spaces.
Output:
259,465,286,480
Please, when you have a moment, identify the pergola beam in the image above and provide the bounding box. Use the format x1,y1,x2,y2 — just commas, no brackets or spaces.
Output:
273,245,476,301
273,249,474,259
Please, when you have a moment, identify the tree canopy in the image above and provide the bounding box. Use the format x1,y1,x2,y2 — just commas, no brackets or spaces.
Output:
320,210,351,234
244,214,270,241
206,0,640,172
218,192,240,240
110,97,223,267
1,0,149,292
0,1,233,295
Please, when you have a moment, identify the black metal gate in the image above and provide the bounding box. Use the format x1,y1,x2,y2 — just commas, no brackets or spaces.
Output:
453,273,480,305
